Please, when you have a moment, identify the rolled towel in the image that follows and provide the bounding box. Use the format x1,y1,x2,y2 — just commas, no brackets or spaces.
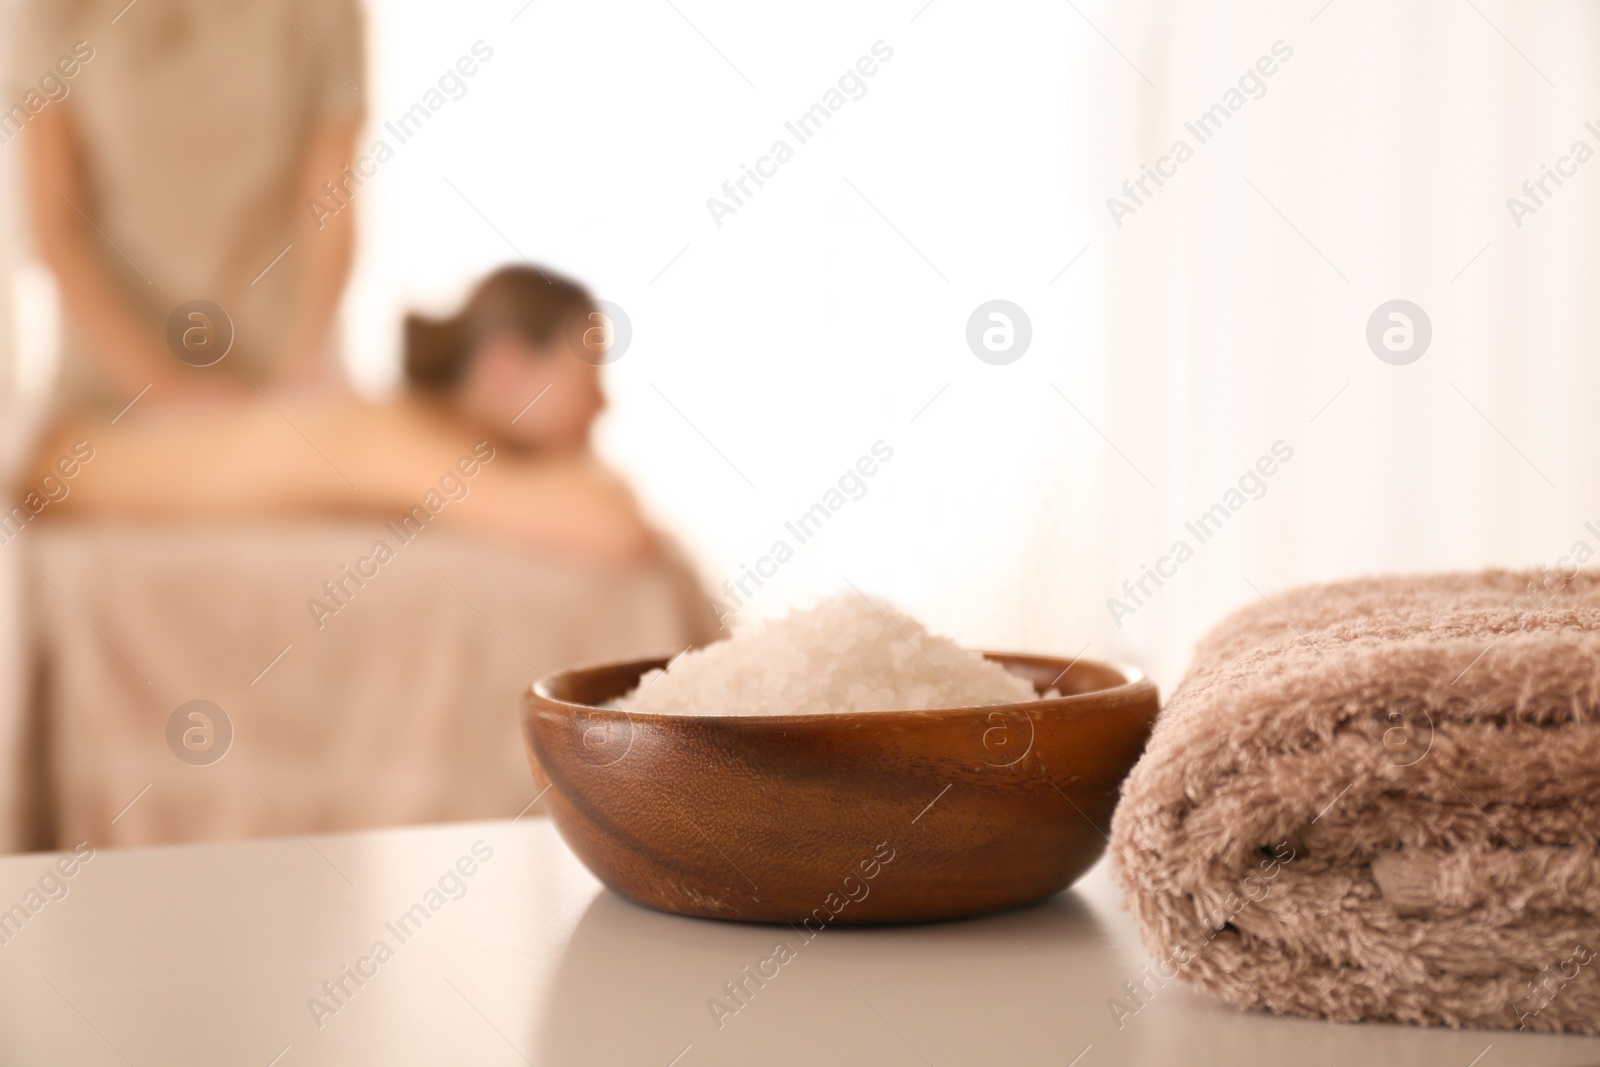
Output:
1110,569,1600,1033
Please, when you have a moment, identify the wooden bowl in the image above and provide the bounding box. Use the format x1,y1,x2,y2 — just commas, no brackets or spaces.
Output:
521,652,1159,924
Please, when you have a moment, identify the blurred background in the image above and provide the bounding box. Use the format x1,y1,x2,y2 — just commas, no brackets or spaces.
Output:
0,0,1594,850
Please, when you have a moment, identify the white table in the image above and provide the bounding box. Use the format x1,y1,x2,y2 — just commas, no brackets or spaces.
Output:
0,818,1595,1066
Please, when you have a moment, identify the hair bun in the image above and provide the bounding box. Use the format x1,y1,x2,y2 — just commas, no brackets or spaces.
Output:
402,265,595,392
403,312,466,390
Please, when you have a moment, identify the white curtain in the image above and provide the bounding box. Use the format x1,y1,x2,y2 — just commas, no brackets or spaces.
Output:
1076,0,1600,686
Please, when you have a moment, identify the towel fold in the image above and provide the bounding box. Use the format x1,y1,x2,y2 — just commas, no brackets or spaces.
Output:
1110,570,1600,1033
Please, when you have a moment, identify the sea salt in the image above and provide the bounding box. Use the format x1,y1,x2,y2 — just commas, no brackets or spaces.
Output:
617,595,1042,715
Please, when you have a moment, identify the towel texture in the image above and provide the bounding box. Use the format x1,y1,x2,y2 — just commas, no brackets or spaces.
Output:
1110,570,1600,1033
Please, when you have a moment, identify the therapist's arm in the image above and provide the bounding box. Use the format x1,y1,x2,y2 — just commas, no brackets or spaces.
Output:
275,118,361,390
23,106,206,402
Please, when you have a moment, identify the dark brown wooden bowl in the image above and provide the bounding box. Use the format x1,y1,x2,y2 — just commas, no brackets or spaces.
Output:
521,652,1159,924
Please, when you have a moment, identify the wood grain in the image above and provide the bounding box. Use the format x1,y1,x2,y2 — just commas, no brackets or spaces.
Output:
522,652,1160,923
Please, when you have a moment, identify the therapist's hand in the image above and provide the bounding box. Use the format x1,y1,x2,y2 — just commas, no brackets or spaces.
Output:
271,356,349,399
139,375,254,410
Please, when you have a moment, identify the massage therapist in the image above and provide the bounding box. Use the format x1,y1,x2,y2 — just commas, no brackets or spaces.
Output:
10,0,366,410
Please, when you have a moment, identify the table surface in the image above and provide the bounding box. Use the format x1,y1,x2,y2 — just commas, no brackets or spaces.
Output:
0,818,1596,1067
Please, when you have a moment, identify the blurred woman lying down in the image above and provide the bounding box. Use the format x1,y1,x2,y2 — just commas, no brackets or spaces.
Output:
25,266,656,564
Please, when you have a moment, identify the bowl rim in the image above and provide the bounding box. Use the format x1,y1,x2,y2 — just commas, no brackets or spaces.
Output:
526,649,1156,725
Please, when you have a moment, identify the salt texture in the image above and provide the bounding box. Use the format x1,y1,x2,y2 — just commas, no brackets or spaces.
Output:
617,595,1042,715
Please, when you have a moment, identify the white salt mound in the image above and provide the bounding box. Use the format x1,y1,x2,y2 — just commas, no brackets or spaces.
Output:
617,595,1041,715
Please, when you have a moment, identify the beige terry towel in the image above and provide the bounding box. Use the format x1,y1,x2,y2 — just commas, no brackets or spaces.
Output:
1110,570,1600,1034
